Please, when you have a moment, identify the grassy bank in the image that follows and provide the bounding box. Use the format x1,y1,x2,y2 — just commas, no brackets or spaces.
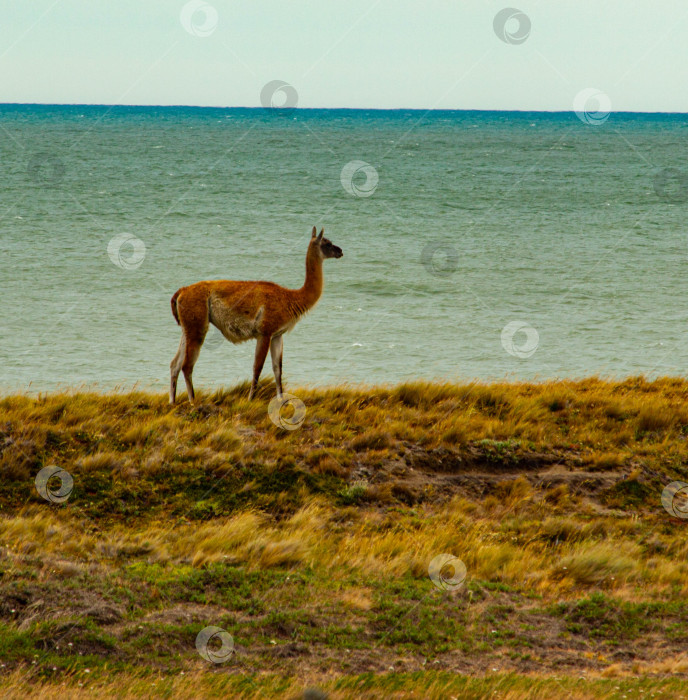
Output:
1,378,688,698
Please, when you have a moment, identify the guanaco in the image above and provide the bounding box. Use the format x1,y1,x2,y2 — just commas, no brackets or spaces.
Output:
169,227,343,404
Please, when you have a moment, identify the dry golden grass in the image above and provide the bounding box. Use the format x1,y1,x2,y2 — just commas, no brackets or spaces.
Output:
3,377,688,486
0,668,685,699
3,378,688,693
2,493,686,600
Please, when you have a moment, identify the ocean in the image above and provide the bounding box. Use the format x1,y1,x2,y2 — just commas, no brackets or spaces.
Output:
1,104,687,394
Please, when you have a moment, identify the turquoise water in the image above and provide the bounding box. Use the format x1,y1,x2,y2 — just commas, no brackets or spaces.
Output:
2,105,688,393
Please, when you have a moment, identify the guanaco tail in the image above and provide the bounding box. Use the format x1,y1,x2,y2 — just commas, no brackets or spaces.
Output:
169,227,343,404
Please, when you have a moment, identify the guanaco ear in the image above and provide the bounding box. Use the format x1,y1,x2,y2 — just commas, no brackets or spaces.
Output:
311,226,317,239
317,229,324,242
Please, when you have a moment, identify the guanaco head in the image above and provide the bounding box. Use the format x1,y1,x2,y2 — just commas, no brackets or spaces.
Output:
310,226,343,260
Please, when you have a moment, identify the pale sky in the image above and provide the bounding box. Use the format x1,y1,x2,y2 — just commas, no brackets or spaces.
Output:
3,0,688,111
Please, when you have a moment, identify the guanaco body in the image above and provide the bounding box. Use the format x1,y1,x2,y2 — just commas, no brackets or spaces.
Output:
169,227,343,404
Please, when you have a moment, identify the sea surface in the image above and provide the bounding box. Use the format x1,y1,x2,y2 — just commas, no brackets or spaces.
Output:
2,105,688,394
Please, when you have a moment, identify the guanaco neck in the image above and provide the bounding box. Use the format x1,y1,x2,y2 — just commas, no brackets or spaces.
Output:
295,244,323,312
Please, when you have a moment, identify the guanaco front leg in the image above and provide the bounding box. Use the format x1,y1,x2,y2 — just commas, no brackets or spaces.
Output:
249,335,271,400
270,334,284,399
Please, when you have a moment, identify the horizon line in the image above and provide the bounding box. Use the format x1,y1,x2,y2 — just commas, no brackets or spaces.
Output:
2,102,688,115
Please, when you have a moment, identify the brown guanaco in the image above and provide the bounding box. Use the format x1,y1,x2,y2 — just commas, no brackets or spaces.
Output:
169,227,343,404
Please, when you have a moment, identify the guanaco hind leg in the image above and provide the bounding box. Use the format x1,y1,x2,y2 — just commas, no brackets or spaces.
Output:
181,333,205,404
169,330,206,405
171,292,209,405
169,333,186,404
